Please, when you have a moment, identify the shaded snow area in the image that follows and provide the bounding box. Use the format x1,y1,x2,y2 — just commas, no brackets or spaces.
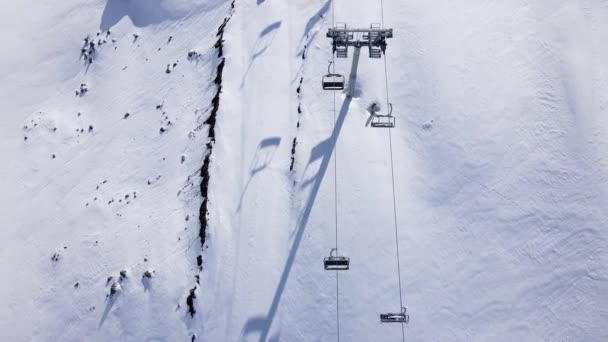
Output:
1,0,608,341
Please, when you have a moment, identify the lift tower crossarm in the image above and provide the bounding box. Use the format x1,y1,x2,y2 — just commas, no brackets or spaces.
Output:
327,27,393,36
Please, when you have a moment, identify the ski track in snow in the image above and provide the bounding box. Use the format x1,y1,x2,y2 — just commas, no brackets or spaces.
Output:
1,0,608,341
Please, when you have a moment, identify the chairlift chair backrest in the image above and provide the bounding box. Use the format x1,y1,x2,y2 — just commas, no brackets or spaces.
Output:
371,115,395,128
324,248,350,270
322,74,345,90
335,44,348,58
380,307,409,323
369,46,382,58
324,257,349,270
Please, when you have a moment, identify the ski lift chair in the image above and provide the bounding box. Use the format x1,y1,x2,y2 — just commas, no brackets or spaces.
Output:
369,46,383,58
322,61,345,90
364,24,383,58
333,23,351,58
335,45,349,58
324,248,349,271
371,103,395,128
380,307,410,323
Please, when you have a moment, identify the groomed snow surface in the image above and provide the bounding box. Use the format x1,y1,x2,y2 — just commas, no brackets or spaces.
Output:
1,0,608,341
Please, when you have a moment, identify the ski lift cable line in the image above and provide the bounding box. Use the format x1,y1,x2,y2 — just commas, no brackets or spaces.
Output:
379,0,406,340
330,3,341,342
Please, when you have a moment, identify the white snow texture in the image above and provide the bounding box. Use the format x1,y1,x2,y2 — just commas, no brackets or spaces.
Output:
1,0,607,341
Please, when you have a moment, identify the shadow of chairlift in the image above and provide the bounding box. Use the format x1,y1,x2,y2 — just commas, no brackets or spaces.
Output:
380,306,410,323
371,102,395,128
322,61,345,91
323,248,349,270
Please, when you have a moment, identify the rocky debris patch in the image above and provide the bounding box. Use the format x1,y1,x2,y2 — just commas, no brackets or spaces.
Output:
75,82,88,96
165,60,179,74
80,30,112,66
186,286,197,317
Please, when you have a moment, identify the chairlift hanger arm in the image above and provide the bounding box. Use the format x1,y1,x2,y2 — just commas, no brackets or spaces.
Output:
327,61,335,75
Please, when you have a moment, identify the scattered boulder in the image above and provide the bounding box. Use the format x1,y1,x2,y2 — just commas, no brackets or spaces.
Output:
108,282,121,298
186,287,197,317
422,120,434,131
51,252,61,262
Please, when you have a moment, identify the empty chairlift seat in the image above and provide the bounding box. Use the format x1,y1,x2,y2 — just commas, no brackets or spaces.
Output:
332,23,351,58
370,103,395,128
336,45,348,58
324,248,350,270
364,23,383,58
380,307,410,323
368,46,382,58
322,61,345,91
322,74,345,90
371,115,395,128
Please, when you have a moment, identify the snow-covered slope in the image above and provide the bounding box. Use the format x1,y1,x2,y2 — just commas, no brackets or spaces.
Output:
1,0,231,340
1,0,608,341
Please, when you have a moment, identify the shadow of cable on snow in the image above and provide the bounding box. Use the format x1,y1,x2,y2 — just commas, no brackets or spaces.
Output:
240,96,352,342
236,137,282,212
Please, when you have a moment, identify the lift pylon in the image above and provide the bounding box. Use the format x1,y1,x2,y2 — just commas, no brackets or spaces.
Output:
346,46,362,97
327,23,393,59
